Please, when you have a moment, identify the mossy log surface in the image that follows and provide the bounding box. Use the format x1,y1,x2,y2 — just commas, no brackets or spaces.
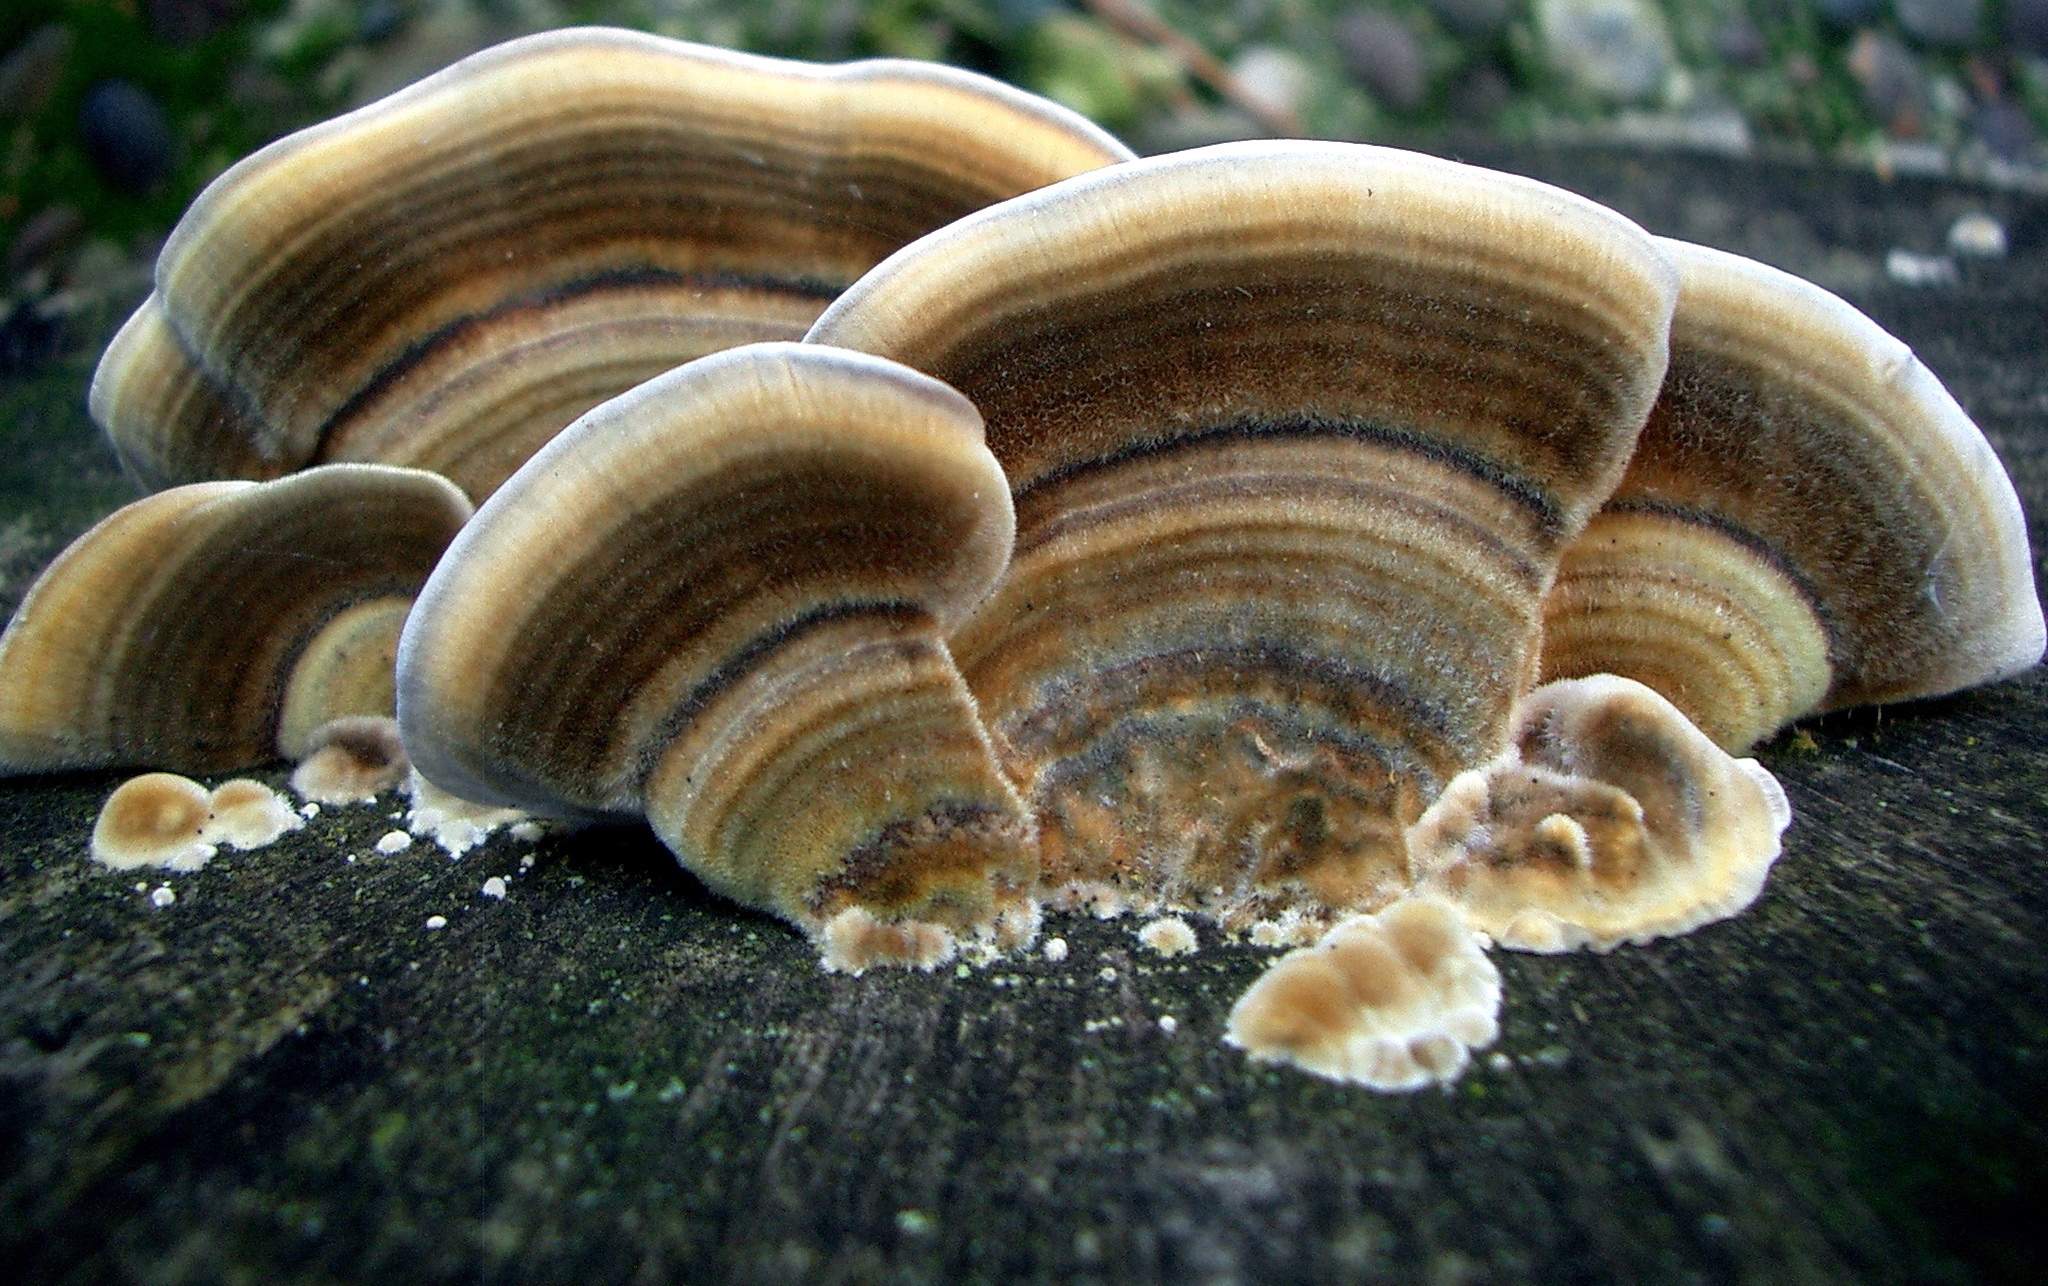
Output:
3,146,2044,1283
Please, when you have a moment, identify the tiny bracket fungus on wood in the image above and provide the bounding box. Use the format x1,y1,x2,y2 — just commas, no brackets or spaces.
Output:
92,27,1133,501
90,773,305,871
1409,676,1792,953
90,772,216,871
396,342,1036,970
1540,239,2045,753
809,140,1679,927
0,466,472,776
202,779,304,850
1226,896,1501,1091
289,715,410,805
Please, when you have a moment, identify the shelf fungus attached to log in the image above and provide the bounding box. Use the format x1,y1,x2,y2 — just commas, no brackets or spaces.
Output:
1226,896,1501,1091
396,342,1037,971
90,773,304,871
90,772,217,871
93,27,1133,501
0,465,472,776
809,140,1679,926
1408,675,1791,953
1540,239,2045,753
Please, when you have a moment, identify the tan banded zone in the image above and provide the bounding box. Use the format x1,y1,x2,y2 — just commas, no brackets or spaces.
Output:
1541,239,2043,750
91,299,280,490
0,467,471,774
116,28,1129,498
395,344,1028,953
1540,505,1830,751
810,141,1678,917
646,608,1035,934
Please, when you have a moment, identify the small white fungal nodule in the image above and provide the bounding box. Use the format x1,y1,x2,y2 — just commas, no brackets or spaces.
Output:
1137,916,1197,957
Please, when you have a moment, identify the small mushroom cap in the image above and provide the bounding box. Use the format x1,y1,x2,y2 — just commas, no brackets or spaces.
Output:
110,28,1131,498
1409,675,1792,952
398,343,1033,946
1137,916,1198,957
203,778,303,850
91,772,216,871
1542,239,2044,751
810,140,1678,917
289,715,410,804
1226,896,1501,1091
0,465,472,775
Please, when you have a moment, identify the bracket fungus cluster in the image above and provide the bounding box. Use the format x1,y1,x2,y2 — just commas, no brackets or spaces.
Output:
91,28,1131,501
3,29,2042,1087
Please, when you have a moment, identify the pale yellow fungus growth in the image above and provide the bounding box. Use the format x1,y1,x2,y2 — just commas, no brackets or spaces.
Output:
91,772,216,871
0,466,470,777
96,28,1131,500
1409,675,1792,952
1137,917,1198,957
289,715,410,804
1542,239,2043,751
397,344,1037,967
1226,897,1500,1091
810,140,1677,925
203,778,303,850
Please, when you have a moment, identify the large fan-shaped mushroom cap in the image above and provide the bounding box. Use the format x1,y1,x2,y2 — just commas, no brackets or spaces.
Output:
1541,239,2044,751
809,140,1679,923
397,342,1034,965
96,27,1133,499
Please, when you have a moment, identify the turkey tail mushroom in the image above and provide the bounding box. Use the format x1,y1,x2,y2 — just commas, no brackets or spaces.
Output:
808,140,1679,924
96,28,1132,500
396,343,1037,971
1226,896,1501,1091
0,465,471,775
1541,239,2044,752
1408,675,1792,953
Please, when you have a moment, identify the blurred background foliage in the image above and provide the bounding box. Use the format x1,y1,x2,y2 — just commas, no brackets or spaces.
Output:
3,0,2046,363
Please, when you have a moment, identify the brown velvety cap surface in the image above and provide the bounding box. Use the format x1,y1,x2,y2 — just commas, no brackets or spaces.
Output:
0,465,471,775
1542,239,2043,751
810,140,1678,922
102,28,1132,499
398,343,1034,960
